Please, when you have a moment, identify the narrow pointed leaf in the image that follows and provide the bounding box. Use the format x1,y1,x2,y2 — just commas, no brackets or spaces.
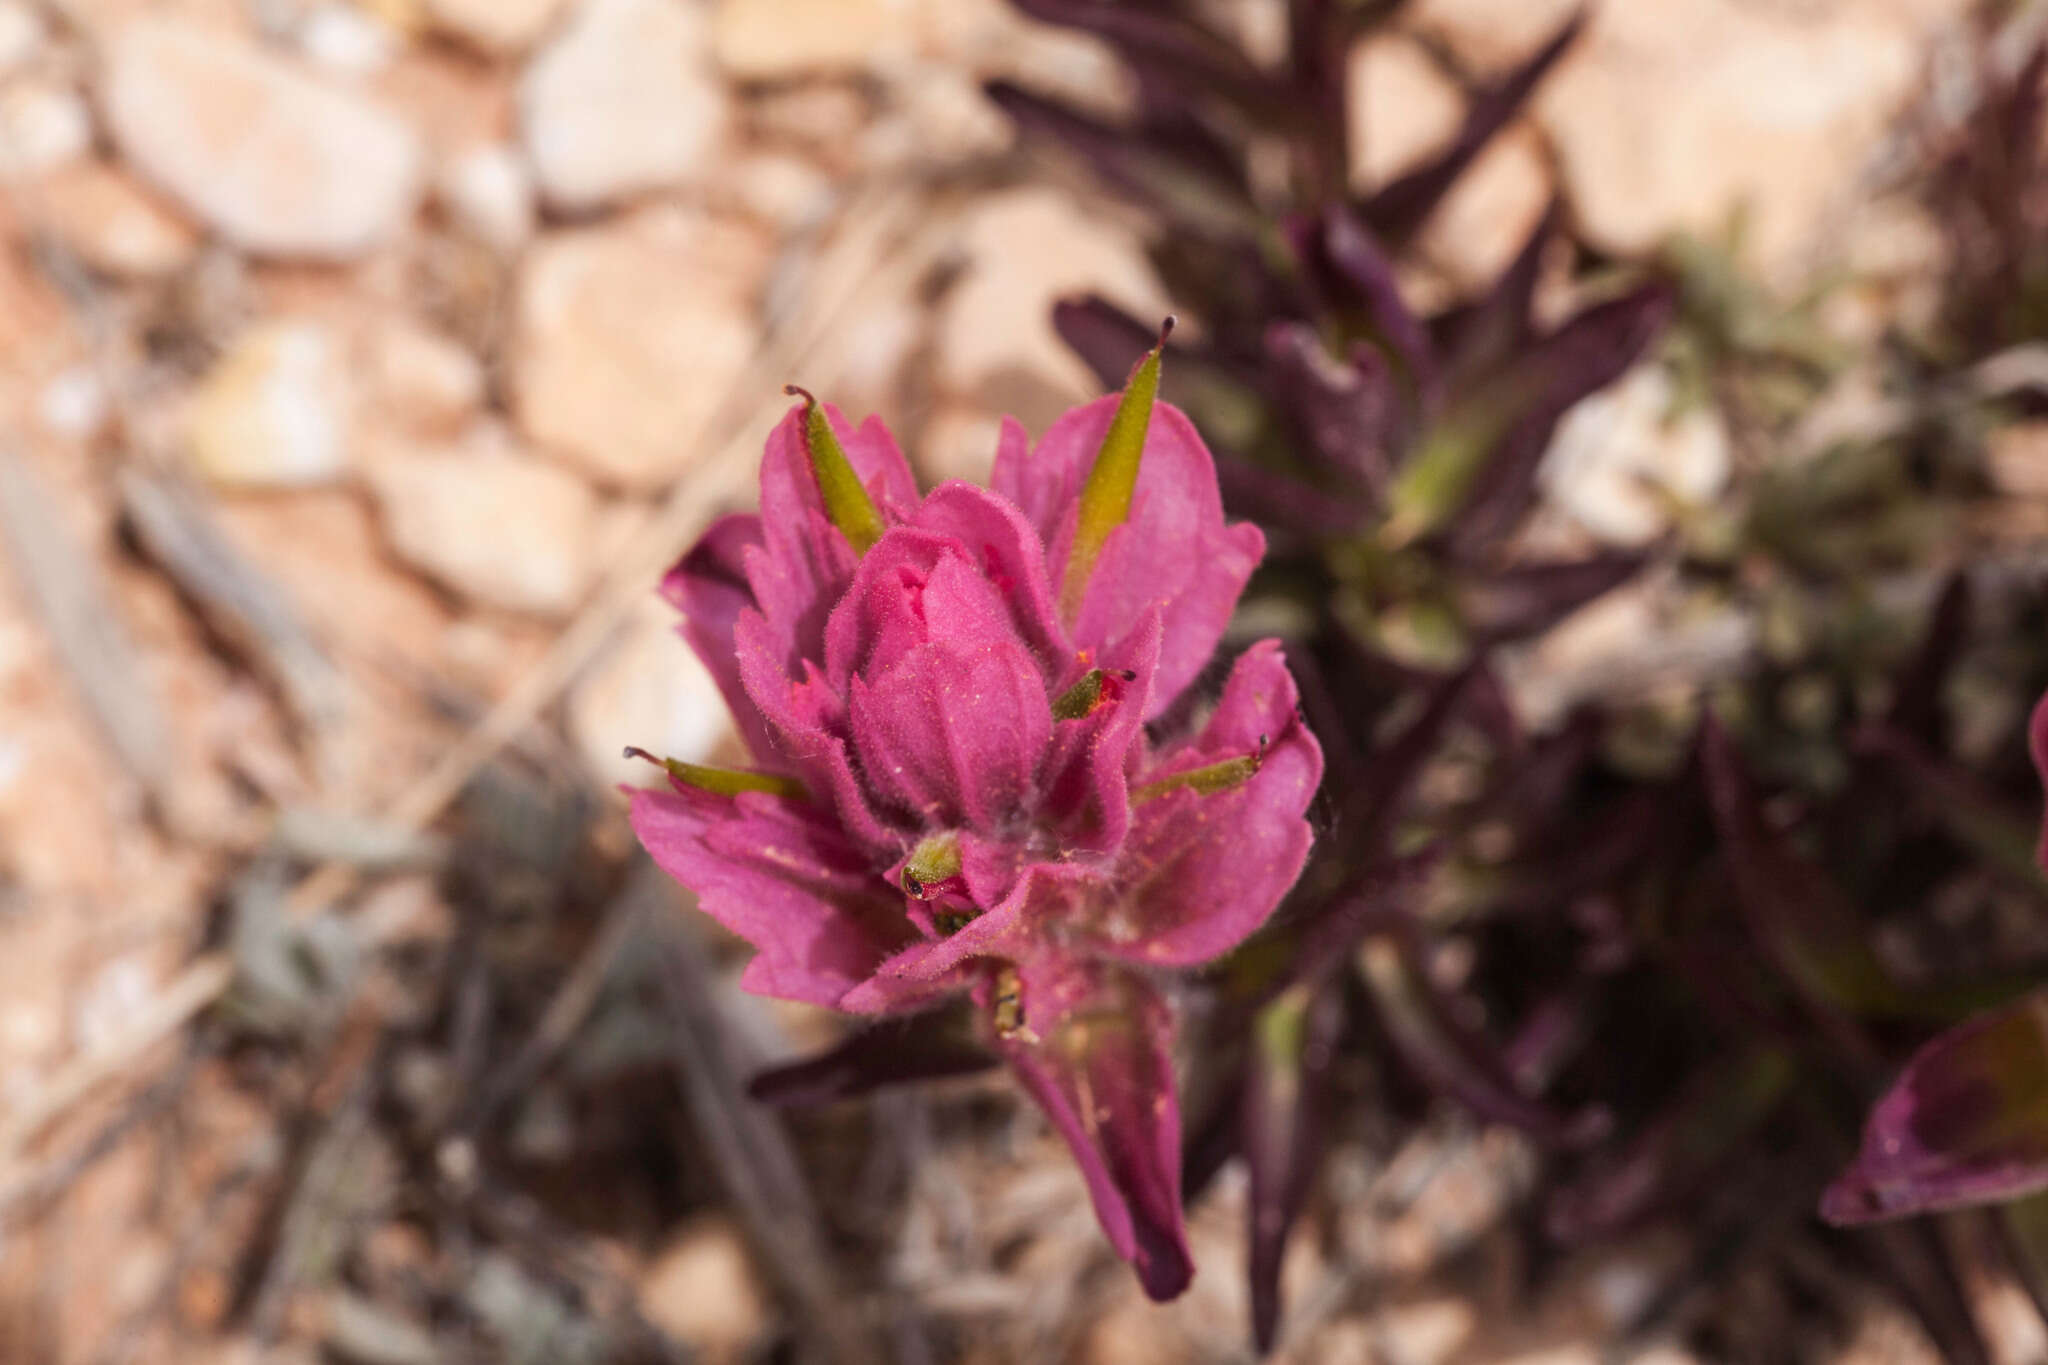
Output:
985,83,1260,240
1698,716,1912,1038
1457,551,1647,643
747,1012,998,1107
1884,573,1970,746
1434,202,1557,382
1360,933,1606,1144
1443,281,1674,557
1243,981,1343,1353
1548,1049,1794,1241
1362,10,1584,242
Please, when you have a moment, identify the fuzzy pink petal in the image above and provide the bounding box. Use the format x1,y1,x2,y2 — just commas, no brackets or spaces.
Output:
840,862,1092,1012
659,514,783,765
849,639,1052,832
630,786,914,1008
822,529,1028,691
994,961,1194,1301
1093,642,1320,965
996,398,1260,716
913,481,1068,670
734,610,903,854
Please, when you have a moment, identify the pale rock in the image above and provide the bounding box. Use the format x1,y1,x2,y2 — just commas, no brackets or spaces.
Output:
1497,1350,1598,1365
32,161,200,279
1347,33,1466,192
713,0,912,79
748,83,870,158
185,321,354,488
639,1220,767,1360
436,142,535,253
0,82,91,179
918,404,1002,487
100,19,424,258
832,293,921,412
570,594,731,790
0,2,45,74
718,150,833,232
425,0,570,54
936,187,1170,416
1524,0,1954,276
39,366,108,440
1496,577,1756,731
1406,0,1584,78
367,321,483,435
1539,364,1730,547
865,62,1012,168
1375,1298,1477,1365
366,428,599,615
519,0,728,211
1415,121,1550,292
298,4,399,75
513,211,763,490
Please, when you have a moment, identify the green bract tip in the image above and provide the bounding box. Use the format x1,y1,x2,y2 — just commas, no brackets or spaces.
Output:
1060,318,1173,624
787,386,886,556
625,747,808,800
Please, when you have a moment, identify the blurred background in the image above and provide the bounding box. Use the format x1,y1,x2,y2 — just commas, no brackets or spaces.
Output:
6,0,2048,1361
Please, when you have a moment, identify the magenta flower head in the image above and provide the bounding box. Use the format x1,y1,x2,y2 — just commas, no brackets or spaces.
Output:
628,327,1321,1300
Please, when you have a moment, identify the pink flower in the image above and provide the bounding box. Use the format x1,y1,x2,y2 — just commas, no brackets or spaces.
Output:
629,337,1321,1299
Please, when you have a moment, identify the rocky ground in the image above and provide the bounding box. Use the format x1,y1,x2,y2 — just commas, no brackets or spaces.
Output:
0,0,2033,1362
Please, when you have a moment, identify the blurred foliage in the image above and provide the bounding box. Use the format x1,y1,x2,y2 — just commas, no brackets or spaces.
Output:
942,0,2048,1355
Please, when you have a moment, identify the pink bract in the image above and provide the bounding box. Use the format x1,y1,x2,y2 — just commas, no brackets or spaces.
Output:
630,386,1321,1301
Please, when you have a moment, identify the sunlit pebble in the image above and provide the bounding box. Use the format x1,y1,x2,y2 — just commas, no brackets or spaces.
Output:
0,733,24,796
74,956,153,1052
39,366,107,439
299,3,399,75
0,2,47,74
0,82,89,179
437,142,535,253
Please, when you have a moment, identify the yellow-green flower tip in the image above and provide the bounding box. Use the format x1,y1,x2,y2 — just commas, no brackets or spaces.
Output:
1131,746,1263,804
1060,317,1173,624
787,385,887,556
901,831,964,898
625,747,808,800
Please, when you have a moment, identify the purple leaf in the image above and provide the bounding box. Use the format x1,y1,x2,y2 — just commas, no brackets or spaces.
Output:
1299,208,1436,394
1443,281,1673,558
747,1011,997,1107
1242,981,1344,1352
1360,929,1607,1144
1361,10,1584,243
1457,550,1648,643
1698,715,1907,1048
1433,202,1557,383
1823,992,2048,1224
1007,0,1289,126
1548,1049,1793,1241
1263,321,1402,500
